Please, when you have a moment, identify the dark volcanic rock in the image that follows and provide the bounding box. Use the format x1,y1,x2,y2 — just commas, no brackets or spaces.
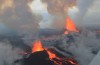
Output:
22,50,55,65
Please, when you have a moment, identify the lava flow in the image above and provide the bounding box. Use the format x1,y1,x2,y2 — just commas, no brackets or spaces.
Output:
64,17,79,34
31,39,78,65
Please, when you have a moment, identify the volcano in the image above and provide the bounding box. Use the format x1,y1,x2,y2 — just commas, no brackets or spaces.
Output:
15,39,78,65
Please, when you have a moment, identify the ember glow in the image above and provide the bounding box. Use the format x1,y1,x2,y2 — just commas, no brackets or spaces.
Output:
65,17,79,33
32,40,44,53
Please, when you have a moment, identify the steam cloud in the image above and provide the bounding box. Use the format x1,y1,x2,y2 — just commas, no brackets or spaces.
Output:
0,42,22,65
29,0,76,29
43,0,76,16
64,30,100,65
74,0,94,25
68,0,100,27
0,0,41,34
0,0,99,30
48,30,100,65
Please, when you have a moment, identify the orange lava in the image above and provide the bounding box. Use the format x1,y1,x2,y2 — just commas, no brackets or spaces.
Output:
47,50,58,60
64,17,79,33
32,40,44,53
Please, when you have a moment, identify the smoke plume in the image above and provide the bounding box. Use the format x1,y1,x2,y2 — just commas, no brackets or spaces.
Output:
72,0,94,26
0,42,22,65
0,1,100,65
29,0,76,29
0,0,41,34
67,30,100,65
43,0,76,16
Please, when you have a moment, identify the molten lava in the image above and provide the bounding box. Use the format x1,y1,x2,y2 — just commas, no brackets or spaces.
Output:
47,50,58,60
32,40,44,53
64,17,79,34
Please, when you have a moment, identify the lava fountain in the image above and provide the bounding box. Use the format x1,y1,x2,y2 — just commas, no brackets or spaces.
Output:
64,17,79,34
32,40,44,53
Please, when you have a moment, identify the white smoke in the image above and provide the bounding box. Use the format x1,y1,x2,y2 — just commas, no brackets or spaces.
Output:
76,0,94,21
29,0,76,29
28,0,55,29
27,0,100,30
68,0,98,26
0,0,41,35
63,30,100,65
0,42,22,65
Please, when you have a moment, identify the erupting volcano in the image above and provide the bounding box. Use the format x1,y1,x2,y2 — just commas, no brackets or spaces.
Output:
32,39,59,60
15,39,79,65
64,17,79,34
14,16,80,65
18,39,78,65
32,39,57,60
